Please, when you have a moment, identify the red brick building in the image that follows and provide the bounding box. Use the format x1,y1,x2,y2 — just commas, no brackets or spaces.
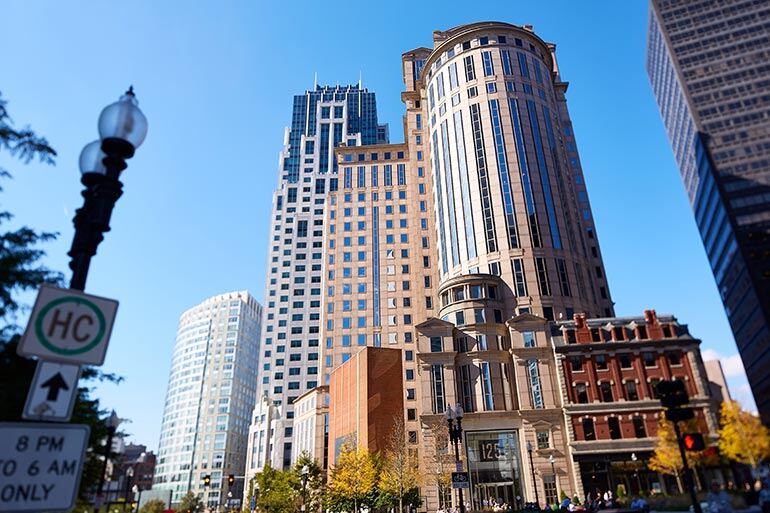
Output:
553,310,720,496
328,347,404,466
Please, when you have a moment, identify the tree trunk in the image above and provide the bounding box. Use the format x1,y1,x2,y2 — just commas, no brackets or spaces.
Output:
675,473,684,495
693,467,703,491
399,496,403,513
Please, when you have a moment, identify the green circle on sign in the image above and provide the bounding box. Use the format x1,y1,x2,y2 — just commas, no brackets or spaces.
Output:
34,296,106,355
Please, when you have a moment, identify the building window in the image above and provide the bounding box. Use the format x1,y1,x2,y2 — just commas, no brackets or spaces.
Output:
608,417,622,440
619,353,632,369
633,416,646,438
528,359,544,408
582,418,595,441
536,430,550,450
464,55,476,81
643,352,657,368
595,354,608,370
599,382,613,402
570,356,583,372
512,259,527,296
543,475,558,506
430,336,442,352
575,383,588,404
480,362,495,411
667,351,682,366
459,365,474,412
430,364,445,413
535,258,550,296
522,331,536,348
625,381,639,401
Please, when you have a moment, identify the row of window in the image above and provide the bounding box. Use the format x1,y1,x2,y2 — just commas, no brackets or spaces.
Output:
581,416,648,441
569,351,683,372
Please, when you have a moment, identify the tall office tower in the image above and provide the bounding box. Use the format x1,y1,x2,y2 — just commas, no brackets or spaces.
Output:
647,0,770,421
244,85,387,484
322,137,440,463
153,291,262,507
406,22,615,509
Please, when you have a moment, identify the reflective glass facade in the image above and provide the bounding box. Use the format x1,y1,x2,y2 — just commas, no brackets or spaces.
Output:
647,0,770,421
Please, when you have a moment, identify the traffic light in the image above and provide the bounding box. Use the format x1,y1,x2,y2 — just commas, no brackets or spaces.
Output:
665,407,695,422
682,433,706,451
203,474,211,487
228,474,235,486
656,379,689,408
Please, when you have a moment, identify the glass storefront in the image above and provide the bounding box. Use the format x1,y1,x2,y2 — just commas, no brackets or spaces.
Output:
466,430,525,511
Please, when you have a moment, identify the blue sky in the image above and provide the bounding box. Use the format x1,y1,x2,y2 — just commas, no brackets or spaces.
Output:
1,1,754,449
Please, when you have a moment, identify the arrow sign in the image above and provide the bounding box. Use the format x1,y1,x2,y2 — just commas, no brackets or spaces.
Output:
42,372,70,401
23,361,81,422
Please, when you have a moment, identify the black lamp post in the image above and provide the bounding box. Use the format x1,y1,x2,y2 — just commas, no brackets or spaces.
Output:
446,404,466,513
69,87,148,291
95,410,121,513
526,441,540,507
300,465,309,513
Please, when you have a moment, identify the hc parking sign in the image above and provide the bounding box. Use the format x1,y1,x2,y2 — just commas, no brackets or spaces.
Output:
18,286,118,366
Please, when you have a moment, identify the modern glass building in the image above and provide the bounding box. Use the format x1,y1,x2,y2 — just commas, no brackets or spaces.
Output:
244,84,387,483
153,291,262,507
646,0,770,421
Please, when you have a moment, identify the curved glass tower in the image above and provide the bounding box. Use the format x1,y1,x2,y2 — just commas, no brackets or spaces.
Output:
153,291,262,507
422,22,614,320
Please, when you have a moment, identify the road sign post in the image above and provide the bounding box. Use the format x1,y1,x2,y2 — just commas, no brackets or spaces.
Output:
22,361,81,422
0,423,90,513
17,285,118,365
451,471,470,489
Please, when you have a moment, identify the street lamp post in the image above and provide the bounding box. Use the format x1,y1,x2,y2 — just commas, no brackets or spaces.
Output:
69,87,148,291
631,453,642,494
549,455,558,504
300,465,309,513
526,441,540,507
95,410,121,513
446,404,466,513
123,467,134,508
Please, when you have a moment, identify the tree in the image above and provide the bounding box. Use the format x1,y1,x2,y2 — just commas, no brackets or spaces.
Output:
255,464,298,513
649,416,685,493
0,91,60,322
292,451,325,513
424,421,453,509
326,444,377,513
177,491,204,513
379,419,421,513
139,499,166,513
718,400,770,473
0,91,123,502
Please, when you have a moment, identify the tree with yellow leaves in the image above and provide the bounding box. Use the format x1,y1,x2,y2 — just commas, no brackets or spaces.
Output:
326,443,377,513
379,420,422,513
649,415,707,493
649,416,685,494
718,400,770,473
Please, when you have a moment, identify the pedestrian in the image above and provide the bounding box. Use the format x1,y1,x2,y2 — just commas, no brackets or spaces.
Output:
707,481,734,513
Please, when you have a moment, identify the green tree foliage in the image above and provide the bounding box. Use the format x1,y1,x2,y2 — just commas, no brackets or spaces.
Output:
292,451,325,513
177,491,204,513
0,90,123,501
255,464,298,513
139,498,166,513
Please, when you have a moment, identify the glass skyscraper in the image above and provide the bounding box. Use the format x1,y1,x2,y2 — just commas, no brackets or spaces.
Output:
647,0,770,421
153,291,262,507
244,84,386,484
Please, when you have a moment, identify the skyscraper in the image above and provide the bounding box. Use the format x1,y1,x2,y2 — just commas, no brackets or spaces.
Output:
406,21,615,509
244,84,387,480
153,291,262,507
646,0,770,421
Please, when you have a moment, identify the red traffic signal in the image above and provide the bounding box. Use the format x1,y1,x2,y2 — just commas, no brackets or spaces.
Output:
682,432,706,451
203,475,211,487
228,474,235,486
